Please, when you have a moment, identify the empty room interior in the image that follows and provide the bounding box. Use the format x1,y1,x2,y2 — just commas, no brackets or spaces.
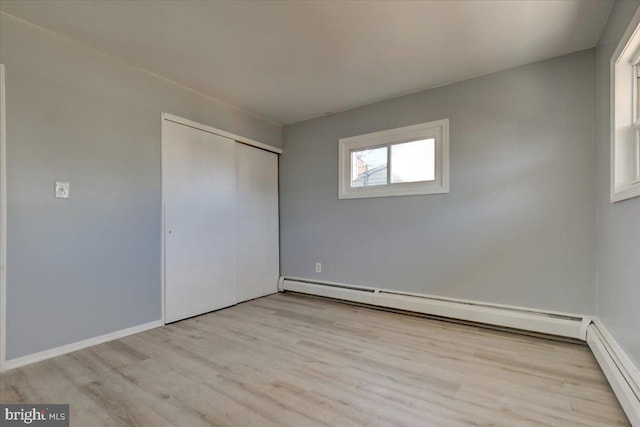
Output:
0,0,639,425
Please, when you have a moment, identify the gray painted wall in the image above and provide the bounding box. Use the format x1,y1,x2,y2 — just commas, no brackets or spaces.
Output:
280,50,597,314
0,14,281,359
595,0,640,367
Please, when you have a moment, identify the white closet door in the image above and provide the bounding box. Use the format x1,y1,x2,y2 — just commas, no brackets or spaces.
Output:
236,144,279,302
163,120,237,323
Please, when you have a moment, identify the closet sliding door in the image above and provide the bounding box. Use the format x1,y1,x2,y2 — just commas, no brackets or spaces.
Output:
163,120,237,323
236,143,279,302
163,115,280,324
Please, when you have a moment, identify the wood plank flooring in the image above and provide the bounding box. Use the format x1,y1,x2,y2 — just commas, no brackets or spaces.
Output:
0,292,629,426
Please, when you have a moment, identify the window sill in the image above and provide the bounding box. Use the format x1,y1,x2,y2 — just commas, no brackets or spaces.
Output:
611,183,640,203
339,182,449,200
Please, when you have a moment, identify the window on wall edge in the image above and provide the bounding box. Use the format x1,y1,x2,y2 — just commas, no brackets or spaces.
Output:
611,8,640,203
338,119,449,199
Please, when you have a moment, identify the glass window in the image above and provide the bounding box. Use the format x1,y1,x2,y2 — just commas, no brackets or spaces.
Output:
390,139,435,184
351,146,388,187
338,119,449,199
611,16,640,202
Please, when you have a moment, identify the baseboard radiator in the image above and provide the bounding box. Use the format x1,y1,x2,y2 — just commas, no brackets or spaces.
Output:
587,320,640,426
280,276,640,425
279,277,587,340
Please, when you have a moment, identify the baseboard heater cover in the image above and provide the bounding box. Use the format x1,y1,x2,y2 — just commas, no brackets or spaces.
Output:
587,320,640,426
280,277,586,339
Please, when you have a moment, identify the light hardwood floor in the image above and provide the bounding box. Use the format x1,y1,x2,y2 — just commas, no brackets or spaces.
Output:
0,293,629,426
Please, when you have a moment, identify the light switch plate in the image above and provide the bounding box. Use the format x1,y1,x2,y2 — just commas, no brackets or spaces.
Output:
55,181,69,199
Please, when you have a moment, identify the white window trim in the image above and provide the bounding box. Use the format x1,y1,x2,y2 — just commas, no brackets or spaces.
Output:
634,61,640,184
338,119,449,199
610,7,640,203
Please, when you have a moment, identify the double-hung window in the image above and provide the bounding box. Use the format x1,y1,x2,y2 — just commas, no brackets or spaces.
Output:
338,119,449,199
611,10,640,202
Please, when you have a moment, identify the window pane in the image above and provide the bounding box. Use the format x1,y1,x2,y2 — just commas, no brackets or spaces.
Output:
390,139,435,183
351,146,388,187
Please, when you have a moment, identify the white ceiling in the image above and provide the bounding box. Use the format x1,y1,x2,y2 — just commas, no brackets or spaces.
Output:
1,0,613,125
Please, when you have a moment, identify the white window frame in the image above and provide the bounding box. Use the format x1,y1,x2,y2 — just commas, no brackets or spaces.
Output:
338,119,449,199
634,61,640,184
611,7,640,202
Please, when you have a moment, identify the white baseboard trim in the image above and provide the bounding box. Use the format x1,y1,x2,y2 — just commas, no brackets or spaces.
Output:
280,277,586,339
2,319,163,372
587,319,640,426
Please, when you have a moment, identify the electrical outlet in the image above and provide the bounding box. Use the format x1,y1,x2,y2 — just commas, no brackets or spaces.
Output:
315,262,322,273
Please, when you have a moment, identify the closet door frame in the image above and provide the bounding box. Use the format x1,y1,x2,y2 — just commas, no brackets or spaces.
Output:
160,113,282,324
